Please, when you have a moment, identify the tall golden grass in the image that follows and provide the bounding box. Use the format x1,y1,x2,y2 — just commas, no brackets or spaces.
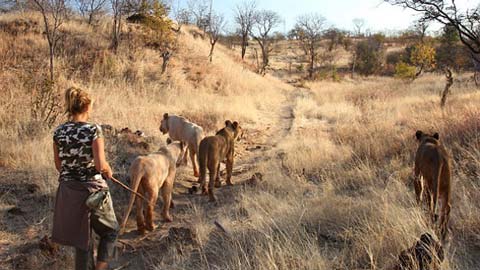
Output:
1,12,479,270
159,74,479,270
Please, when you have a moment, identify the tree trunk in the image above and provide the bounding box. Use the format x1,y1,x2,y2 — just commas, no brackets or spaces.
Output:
414,64,424,79
112,18,118,51
209,40,216,62
308,46,315,79
440,68,453,107
253,48,260,73
259,42,268,74
112,12,121,52
351,52,356,79
241,35,247,60
161,52,170,74
49,44,54,81
88,12,94,25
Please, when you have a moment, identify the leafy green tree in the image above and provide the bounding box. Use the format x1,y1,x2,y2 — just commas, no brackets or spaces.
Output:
436,23,471,71
410,43,436,77
352,34,385,76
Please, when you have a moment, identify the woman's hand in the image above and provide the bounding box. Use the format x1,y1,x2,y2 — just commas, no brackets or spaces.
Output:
102,164,114,179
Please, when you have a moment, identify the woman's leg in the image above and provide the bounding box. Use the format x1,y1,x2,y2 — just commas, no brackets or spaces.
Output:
91,215,118,269
75,246,95,270
90,191,119,269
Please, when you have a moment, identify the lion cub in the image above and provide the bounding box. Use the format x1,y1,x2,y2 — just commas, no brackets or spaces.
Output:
198,120,242,202
414,130,452,240
120,140,187,235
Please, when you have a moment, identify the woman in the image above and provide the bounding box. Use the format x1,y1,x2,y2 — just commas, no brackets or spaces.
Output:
52,87,119,270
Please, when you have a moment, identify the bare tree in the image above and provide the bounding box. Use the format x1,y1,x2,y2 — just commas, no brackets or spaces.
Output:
187,0,209,32
173,7,191,26
295,13,327,79
386,0,480,62
250,9,281,74
207,12,225,62
30,0,67,81
76,0,107,25
386,0,480,102
413,19,429,43
352,18,365,37
110,0,123,52
234,0,257,60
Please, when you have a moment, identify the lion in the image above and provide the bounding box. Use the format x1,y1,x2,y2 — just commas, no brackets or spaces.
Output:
414,130,452,240
120,140,187,235
160,113,204,177
198,120,242,202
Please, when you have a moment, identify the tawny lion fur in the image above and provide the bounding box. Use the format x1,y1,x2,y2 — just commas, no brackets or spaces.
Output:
414,130,452,240
120,141,186,235
160,113,204,177
198,120,242,202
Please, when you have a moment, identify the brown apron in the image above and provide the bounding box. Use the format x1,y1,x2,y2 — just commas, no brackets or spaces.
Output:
51,179,115,251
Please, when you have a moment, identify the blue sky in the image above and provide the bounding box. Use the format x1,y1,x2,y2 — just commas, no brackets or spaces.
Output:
172,0,478,34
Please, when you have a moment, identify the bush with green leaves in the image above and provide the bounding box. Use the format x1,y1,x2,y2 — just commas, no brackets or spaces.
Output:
436,23,473,71
394,61,417,80
353,35,385,76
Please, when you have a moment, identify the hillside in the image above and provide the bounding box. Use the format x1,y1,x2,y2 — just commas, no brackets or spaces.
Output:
1,12,480,270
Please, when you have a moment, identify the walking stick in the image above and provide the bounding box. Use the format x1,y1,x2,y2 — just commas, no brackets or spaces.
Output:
109,176,153,206
109,176,156,234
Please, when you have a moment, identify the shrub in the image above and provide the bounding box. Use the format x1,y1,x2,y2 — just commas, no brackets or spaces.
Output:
394,61,416,80
386,51,407,66
296,63,304,72
410,43,436,75
353,35,385,76
31,79,62,128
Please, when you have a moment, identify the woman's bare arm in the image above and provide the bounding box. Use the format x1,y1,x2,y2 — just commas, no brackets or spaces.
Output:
53,143,61,172
92,137,113,179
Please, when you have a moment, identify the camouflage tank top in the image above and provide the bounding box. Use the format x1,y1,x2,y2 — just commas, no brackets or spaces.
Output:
53,122,103,181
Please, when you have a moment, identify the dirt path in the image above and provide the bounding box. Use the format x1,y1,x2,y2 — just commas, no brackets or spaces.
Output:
0,83,317,270
114,86,303,269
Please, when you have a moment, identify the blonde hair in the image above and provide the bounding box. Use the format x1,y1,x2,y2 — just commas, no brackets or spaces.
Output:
64,87,92,117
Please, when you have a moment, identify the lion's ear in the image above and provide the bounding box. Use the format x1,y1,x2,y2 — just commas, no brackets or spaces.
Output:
225,120,233,127
232,121,239,129
163,113,169,120
433,133,439,140
415,130,423,140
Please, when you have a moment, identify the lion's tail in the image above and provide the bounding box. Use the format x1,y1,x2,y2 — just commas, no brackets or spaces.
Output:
119,161,143,234
198,140,207,185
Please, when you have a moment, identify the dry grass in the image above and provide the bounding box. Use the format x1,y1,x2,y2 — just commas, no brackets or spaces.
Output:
1,12,479,270
169,74,480,269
